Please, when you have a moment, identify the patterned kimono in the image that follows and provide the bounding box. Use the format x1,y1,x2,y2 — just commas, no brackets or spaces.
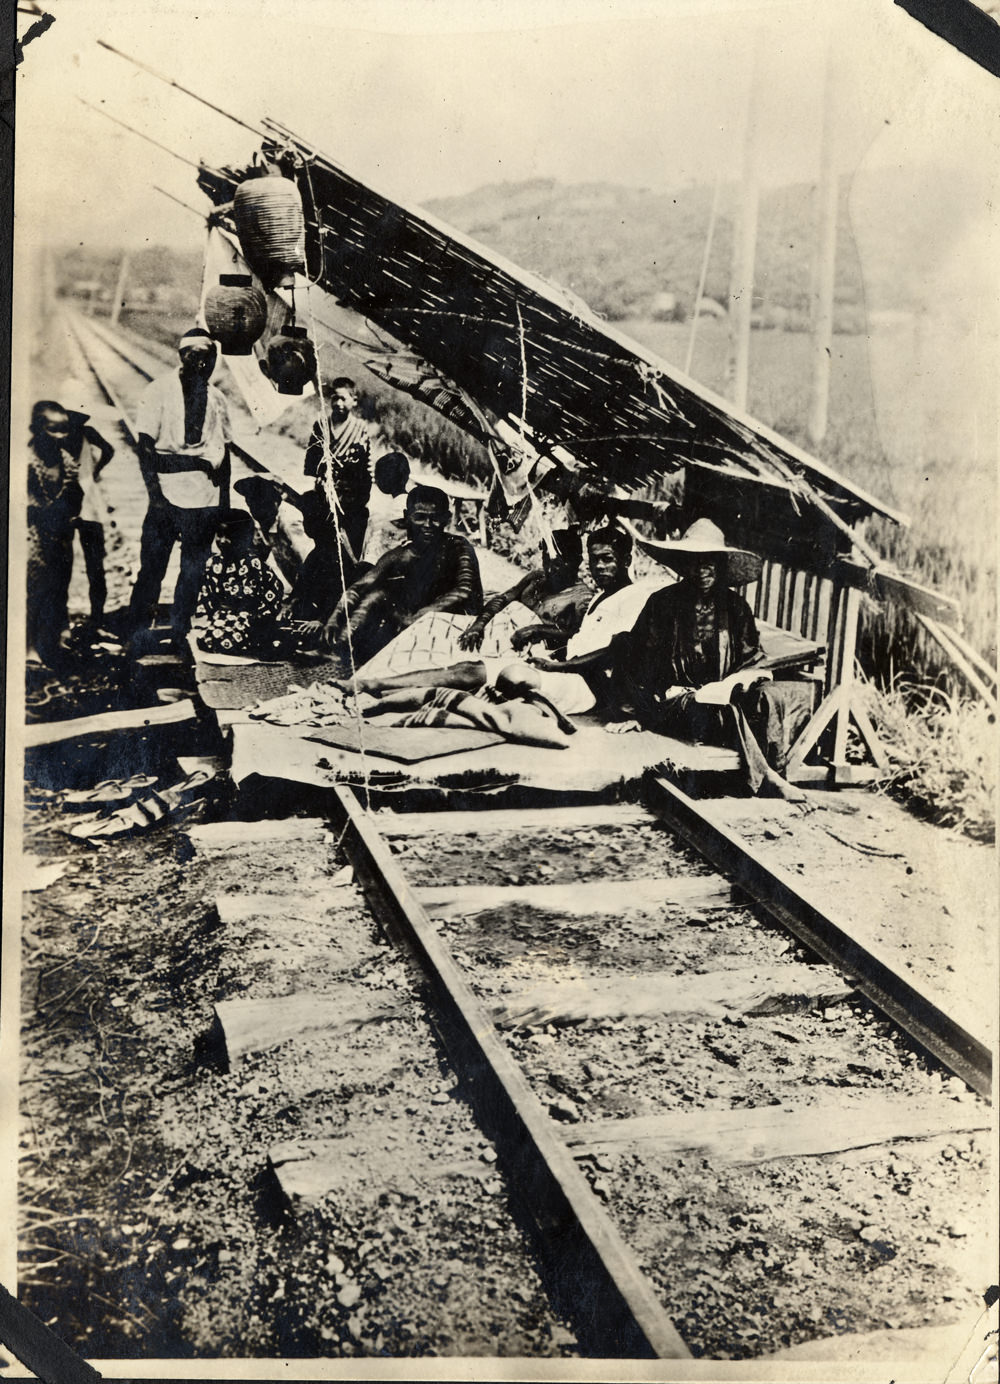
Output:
193,536,286,656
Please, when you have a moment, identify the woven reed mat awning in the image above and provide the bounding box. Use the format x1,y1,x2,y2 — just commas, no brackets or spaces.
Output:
197,131,902,528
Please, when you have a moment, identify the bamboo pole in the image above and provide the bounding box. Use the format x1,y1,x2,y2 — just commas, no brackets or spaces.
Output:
917,614,999,710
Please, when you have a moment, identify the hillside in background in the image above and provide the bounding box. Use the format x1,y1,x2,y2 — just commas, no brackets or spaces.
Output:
426,177,863,327
427,169,974,328
54,166,968,332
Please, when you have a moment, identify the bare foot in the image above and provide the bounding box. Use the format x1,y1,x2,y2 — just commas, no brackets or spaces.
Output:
761,768,817,810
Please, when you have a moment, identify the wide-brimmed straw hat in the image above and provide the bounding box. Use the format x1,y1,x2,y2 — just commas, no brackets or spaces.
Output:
631,517,762,586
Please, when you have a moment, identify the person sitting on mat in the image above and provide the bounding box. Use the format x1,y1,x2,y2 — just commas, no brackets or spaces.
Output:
192,509,289,658
543,518,813,802
360,451,412,566
365,663,577,750
321,484,482,667
457,526,591,656
287,490,360,646
351,523,643,716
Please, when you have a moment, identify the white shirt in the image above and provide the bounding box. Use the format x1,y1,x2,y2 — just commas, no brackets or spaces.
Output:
360,482,411,565
566,576,674,658
135,371,232,508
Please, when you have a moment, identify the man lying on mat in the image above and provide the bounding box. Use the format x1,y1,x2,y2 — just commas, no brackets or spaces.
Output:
347,523,648,716
321,485,482,668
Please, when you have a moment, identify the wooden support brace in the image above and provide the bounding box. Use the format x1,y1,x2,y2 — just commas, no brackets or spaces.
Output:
917,615,998,712
24,699,198,749
784,686,843,781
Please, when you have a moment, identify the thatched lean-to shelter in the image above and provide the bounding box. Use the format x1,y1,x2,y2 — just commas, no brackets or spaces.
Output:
196,127,966,784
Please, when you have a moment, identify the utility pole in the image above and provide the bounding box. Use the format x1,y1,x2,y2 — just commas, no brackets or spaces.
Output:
808,38,838,445
684,176,721,377
110,250,130,327
727,35,762,413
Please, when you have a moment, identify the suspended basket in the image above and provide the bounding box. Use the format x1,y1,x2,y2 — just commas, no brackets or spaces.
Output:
204,274,268,355
233,173,306,289
264,323,316,395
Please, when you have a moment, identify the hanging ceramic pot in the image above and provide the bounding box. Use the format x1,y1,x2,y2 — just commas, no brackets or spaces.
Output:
203,274,267,355
265,324,316,394
233,172,306,289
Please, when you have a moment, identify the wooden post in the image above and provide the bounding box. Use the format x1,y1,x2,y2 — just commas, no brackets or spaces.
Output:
831,583,861,771
684,177,721,377
110,250,130,327
808,41,838,446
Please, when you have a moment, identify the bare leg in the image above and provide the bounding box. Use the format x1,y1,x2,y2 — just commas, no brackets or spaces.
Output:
349,659,488,697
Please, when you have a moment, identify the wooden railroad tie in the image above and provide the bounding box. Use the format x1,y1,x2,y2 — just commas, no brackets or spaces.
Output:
565,1091,990,1165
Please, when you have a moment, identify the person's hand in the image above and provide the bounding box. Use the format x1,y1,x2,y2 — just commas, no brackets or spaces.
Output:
319,617,342,651
606,719,641,735
510,625,542,652
295,620,322,642
458,623,486,652
527,654,561,672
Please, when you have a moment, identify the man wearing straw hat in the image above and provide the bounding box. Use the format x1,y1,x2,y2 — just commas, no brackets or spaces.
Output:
604,517,811,800
535,518,811,801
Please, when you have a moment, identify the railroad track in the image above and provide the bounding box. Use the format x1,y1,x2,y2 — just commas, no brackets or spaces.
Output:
194,780,992,1360
63,310,306,488
48,308,994,1360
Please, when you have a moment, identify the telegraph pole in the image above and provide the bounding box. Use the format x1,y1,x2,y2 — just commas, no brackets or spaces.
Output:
727,36,762,413
110,250,130,327
808,38,838,445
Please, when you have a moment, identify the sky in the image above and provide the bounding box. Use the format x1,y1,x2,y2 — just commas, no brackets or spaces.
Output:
14,0,999,250
13,0,1000,480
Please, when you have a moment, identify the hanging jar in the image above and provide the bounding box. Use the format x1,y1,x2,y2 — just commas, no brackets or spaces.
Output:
203,274,267,355
264,323,316,395
233,171,306,290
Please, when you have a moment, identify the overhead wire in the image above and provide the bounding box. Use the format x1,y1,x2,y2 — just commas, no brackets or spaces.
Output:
96,38,270,139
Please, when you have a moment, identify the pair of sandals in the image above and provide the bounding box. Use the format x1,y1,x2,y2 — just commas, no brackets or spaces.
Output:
62,774,160,811
65,768,217,841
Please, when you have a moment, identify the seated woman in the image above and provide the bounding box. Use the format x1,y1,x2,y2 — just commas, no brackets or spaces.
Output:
287,490,360,644
457,527,591,655
557,518,812,801
192,509,289,658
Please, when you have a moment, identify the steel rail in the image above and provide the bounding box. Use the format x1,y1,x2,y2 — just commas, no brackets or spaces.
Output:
64,313,140,441
68,314,288,487
646,775,993,1101
329,783,691,1361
